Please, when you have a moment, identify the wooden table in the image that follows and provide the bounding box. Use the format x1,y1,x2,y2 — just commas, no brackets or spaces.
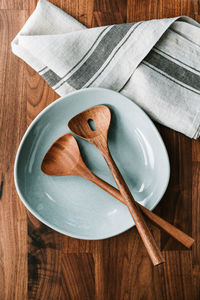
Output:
0,1,199,299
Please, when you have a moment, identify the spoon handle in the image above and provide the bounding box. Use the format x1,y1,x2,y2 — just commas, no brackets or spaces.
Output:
101,148,165,266
89,174,194,248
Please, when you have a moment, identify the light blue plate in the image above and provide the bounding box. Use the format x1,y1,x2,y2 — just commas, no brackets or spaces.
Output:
14,88,170,240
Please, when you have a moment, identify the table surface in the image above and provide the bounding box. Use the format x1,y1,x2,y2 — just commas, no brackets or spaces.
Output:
0,0,200,299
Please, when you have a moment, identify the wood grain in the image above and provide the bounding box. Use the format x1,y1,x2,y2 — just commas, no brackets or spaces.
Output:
192,157,200,299
0,0,199,299
154,126,193,251
0,0,29,9
157,251,193,300
28,216,62,300
0,9,28,300
61,253,95,299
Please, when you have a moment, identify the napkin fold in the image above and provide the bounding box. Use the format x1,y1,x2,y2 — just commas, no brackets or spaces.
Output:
12,0,200,138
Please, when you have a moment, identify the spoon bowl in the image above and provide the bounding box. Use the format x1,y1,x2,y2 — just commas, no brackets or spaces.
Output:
41,134,81,176
68,105,111,140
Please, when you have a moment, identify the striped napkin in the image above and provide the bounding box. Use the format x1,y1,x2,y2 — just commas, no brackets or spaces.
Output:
12,0,200,139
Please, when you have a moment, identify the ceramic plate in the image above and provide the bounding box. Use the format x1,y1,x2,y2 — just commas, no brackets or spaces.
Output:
14,88,170,240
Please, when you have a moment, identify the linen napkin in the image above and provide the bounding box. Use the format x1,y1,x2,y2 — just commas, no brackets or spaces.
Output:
12,0,200,139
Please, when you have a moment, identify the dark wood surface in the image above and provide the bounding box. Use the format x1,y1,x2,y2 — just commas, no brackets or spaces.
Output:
0,0,199,299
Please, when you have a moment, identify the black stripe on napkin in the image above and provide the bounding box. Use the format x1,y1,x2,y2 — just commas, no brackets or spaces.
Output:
86,22,142,88
154,47,200,74
39,29,108,87
143,61,200,95
57,26,109,83
65,23,135,89
40,27,110,89
41,69,61,87
144,50,200,91
38,66,48,73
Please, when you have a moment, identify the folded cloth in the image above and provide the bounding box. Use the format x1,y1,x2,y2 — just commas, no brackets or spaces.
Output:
11,0,200,139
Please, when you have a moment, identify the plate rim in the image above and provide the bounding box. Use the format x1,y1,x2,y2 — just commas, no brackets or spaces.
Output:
14,87,170,240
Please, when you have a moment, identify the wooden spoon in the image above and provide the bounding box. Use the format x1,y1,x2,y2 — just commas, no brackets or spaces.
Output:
41,133,194,249
68,105,164,265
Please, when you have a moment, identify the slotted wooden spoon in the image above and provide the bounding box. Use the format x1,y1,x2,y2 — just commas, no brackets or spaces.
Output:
68,105,165,265
41,133,194,249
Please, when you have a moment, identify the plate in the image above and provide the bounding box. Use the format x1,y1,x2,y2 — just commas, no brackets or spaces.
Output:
14,88,170,240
